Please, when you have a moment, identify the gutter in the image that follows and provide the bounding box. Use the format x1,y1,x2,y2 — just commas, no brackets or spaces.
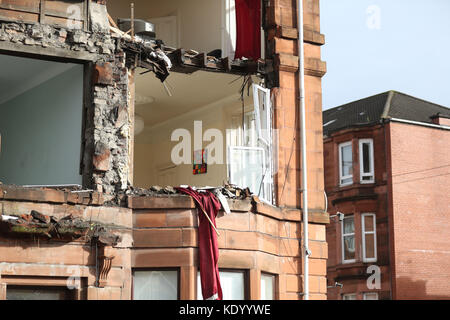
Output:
297,0,311,300
387,117,450,130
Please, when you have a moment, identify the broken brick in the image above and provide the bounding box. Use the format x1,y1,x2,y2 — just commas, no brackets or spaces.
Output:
93,142,111,172
31,210,51,224
93,62,114,85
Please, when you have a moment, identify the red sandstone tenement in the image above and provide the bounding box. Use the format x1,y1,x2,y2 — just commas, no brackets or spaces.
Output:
323,91,450,300
0,0,327,300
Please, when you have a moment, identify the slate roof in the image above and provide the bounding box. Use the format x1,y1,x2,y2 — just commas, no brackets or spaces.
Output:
323,91,450,137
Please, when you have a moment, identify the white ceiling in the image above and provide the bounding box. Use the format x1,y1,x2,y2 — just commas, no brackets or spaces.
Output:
0,54,76,106
135,70,245,128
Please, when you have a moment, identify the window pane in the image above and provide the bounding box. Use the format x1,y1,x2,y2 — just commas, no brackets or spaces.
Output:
363,293,378,300
220,271,245,300
365,234,376,259
229,147,266,197
197,271,245,300
343,294,357,300
133,270,178,300
343,217,355,234
344,235,355,260
341,177,353,185
362,143,371,173
341,145,353,177
364,215,375,232
7,286,74,300
261,274,275,300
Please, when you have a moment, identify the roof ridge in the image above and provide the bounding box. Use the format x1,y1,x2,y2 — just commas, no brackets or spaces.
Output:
381,90,395,119
323,91,391,114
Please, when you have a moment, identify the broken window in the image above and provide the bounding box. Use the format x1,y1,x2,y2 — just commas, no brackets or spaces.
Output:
0,54,84,186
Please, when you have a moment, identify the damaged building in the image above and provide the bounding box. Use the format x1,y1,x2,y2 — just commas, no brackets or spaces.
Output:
0,0,328,300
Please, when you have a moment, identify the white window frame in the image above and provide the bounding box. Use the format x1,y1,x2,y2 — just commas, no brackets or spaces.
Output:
227,84,273,204
339,141,353,186
341,215,356,264
252,84,272,148
228,145,267,196
363,292,379,300
362,213,377,263
342,293,357,300
359,139,375,184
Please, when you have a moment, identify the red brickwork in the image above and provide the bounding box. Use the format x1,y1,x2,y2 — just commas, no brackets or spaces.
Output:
387,122,450,299
325,121,450,300
0,188,133,300
324,125,392,300
130,196,328,300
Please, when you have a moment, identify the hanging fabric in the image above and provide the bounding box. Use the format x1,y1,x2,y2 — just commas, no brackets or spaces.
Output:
235,0,261,61
175,187,223,300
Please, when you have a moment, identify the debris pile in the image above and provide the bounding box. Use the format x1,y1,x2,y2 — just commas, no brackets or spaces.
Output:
125,183,254,200
110,25,265,81
0,211,120,246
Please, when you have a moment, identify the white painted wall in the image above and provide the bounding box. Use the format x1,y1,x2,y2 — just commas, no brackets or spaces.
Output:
133,93,254,188
109,0,224,55
0,65,84,186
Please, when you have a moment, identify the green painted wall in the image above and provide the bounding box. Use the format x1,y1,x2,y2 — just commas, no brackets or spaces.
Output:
0,65,84,185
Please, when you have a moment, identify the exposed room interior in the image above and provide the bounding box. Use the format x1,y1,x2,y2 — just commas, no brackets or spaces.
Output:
0,54,84,186
109,0,273,201
107,0,265,60
133,69,274,203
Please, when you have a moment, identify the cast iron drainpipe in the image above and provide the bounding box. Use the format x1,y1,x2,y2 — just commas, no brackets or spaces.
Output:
297,0,311,300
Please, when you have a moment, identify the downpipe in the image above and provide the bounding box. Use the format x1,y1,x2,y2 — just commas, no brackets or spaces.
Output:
297,0,311,300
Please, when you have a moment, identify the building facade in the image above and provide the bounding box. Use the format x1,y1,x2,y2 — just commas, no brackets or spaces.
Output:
324,91,450,300
0,0,328,300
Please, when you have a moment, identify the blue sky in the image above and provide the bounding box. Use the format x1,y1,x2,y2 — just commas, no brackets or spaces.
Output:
320,0,450,110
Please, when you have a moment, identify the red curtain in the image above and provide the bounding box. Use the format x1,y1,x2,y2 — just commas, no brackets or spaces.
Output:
176,187,223,300
235,0,261,61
